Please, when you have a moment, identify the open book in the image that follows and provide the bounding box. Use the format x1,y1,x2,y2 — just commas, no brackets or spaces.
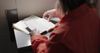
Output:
13,16,55,35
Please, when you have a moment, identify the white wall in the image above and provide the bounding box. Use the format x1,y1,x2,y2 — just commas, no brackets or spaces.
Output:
0,0,16,25
16,0,57,19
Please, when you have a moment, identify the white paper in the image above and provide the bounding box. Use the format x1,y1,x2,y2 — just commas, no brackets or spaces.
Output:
14,29,31,48
13,16,55,35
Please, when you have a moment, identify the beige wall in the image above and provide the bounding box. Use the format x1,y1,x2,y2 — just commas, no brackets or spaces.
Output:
0,0,16,29
0,0,57,20
16,0,57,19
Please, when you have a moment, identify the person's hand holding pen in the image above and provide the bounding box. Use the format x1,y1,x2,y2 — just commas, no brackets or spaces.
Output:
30,22,67,53
30,29,48,53
31,34,48,53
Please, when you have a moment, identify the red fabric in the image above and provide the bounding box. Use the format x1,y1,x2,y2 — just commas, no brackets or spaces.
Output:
48,4,100,53
31,35,48,53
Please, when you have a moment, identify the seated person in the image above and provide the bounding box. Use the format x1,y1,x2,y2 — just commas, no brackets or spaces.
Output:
31,0,100,53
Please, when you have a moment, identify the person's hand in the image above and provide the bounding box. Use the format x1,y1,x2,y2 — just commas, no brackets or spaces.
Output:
37,43,48,53
31,35,48,45
43,9,58,20
31,35,48,53
31,34,48,48
43,9,65,21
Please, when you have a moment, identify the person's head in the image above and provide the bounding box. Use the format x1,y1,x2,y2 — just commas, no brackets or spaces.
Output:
57,0,96,14
55,0,96,18
55,0,87,17
59,0,86,13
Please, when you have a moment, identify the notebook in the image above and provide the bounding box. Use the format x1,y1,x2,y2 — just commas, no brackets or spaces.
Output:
13,16,55,35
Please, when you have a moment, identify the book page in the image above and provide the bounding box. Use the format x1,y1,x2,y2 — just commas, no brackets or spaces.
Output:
13,21,30,34
13,16,55,35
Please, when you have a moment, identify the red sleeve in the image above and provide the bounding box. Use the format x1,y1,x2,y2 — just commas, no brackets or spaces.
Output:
47,15,70,46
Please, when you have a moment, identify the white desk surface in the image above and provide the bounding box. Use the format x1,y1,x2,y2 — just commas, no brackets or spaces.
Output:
14,29,31,48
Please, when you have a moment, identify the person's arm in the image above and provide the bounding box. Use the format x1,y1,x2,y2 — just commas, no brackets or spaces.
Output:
43,0,64,20
31,24,64,53
43,9,57,20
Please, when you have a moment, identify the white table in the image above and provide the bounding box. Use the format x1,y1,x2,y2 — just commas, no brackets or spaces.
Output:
14,29,31,48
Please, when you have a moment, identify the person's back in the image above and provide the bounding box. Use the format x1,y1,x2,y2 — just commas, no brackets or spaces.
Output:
63,4,100,53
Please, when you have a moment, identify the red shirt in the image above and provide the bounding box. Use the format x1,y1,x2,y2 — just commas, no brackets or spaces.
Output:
48,4,100,53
